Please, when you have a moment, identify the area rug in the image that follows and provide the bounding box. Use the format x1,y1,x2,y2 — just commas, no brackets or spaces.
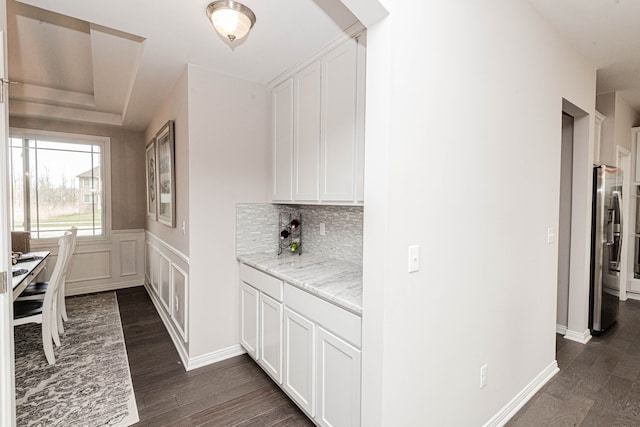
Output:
14,292,139,426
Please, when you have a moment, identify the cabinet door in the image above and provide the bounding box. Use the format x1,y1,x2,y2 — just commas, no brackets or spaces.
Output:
320,38,358,202
259,293,283,383
294,63,321,202
284,307,315,416
634,129,640,184
316,327,361,427
240,282,259,360
273,79,294,201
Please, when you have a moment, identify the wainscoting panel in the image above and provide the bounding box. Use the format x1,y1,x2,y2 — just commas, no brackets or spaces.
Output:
68,250,112,282
120,239,138,277
31,230,145,295
150,247,160,294
159,253,171,313
145,231,190,362
172,264,189,342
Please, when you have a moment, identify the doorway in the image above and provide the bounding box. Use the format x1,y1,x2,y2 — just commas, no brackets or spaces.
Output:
617,145,632,301
556,113,574,335
559,99,595,344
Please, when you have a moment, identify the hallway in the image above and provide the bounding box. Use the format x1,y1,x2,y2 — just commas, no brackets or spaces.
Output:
508,299,640,426
116,287,313,426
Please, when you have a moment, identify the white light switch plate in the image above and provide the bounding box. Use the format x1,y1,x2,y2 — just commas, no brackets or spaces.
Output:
408,245,420,273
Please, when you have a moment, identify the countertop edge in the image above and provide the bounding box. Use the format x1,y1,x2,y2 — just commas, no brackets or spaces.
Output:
237,254,363,316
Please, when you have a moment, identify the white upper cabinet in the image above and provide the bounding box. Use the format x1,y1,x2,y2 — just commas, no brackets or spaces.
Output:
320,38,358,202
271,33,366,205
294,63,321,202
272,79,294,201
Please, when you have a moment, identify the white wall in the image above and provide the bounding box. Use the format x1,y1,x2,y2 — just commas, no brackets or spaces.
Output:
596,92,640,166
596,92,616,165
358,0,597,425
186,64,270,358
144,65,270,362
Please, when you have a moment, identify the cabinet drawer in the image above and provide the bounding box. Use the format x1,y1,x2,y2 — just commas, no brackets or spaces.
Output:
240,264,283,301
284,283,361,348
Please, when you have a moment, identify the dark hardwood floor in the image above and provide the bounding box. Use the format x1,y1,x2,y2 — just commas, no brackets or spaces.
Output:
507,298,640,426
116,287,314,427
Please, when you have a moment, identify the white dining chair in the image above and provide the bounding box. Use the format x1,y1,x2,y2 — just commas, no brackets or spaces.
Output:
16,226,77,337
13,232,71,365
58,226,77,334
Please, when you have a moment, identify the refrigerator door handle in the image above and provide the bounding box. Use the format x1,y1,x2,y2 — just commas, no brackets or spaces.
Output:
606,209,615,245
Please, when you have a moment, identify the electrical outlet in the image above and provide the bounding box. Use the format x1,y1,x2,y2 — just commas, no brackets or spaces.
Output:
480,364,488,389
320,223,326,236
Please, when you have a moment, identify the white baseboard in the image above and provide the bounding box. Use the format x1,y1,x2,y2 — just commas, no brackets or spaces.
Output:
483,361,559,427
564,329,592,344
143,284,245,372
625,291,640,301
556,324,567,335
186,345,246,371
67,279,144,296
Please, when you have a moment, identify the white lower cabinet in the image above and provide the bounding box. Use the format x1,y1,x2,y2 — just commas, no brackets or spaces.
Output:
240,281,259,360
259,293,283,383
239,263,362,426
316,327,361,427
239,264,284,384
283,307,316,416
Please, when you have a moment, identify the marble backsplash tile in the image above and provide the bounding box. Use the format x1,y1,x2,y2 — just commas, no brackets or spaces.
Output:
236,203,363,265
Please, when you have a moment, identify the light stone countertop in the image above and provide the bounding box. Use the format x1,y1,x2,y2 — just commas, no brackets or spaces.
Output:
236,252,363,316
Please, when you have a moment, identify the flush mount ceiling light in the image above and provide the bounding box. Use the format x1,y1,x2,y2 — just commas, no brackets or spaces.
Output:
206,1,256,43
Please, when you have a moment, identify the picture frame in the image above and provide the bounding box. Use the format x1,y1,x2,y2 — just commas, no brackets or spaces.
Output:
145,137,157,221
155,120,176,227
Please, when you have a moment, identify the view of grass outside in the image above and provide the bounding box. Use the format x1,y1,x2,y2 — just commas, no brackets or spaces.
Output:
9,135,104,239
12,211,102,238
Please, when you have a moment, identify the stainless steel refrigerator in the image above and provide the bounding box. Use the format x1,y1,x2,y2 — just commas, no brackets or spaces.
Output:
590,165,622,334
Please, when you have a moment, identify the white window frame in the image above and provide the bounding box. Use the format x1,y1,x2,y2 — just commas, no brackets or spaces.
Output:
9,127,111,244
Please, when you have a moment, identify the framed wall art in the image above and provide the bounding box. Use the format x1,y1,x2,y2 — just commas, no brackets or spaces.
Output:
145,137,157,220
155,120,176,227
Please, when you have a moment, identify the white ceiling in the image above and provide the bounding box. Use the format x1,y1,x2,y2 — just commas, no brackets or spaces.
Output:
527,0,640,111
10,1,640,131
7,0,358,130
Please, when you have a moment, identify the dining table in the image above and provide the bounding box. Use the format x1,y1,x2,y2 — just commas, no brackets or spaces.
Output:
11,251,50,301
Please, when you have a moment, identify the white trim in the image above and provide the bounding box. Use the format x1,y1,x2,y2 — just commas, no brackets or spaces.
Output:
8,127,112,243
145,230,189,264
186,344,246,371
170,263,189,342
564,329,592,344
625,291,640,301
66,279,143,296
483,361,559,427
617,144,632,302
556,324,567,335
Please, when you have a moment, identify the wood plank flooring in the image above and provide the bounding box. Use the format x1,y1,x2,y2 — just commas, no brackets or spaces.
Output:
507,298,640,426
116,287,314,427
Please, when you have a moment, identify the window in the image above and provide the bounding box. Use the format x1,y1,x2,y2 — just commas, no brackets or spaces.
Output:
9,130,109,239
